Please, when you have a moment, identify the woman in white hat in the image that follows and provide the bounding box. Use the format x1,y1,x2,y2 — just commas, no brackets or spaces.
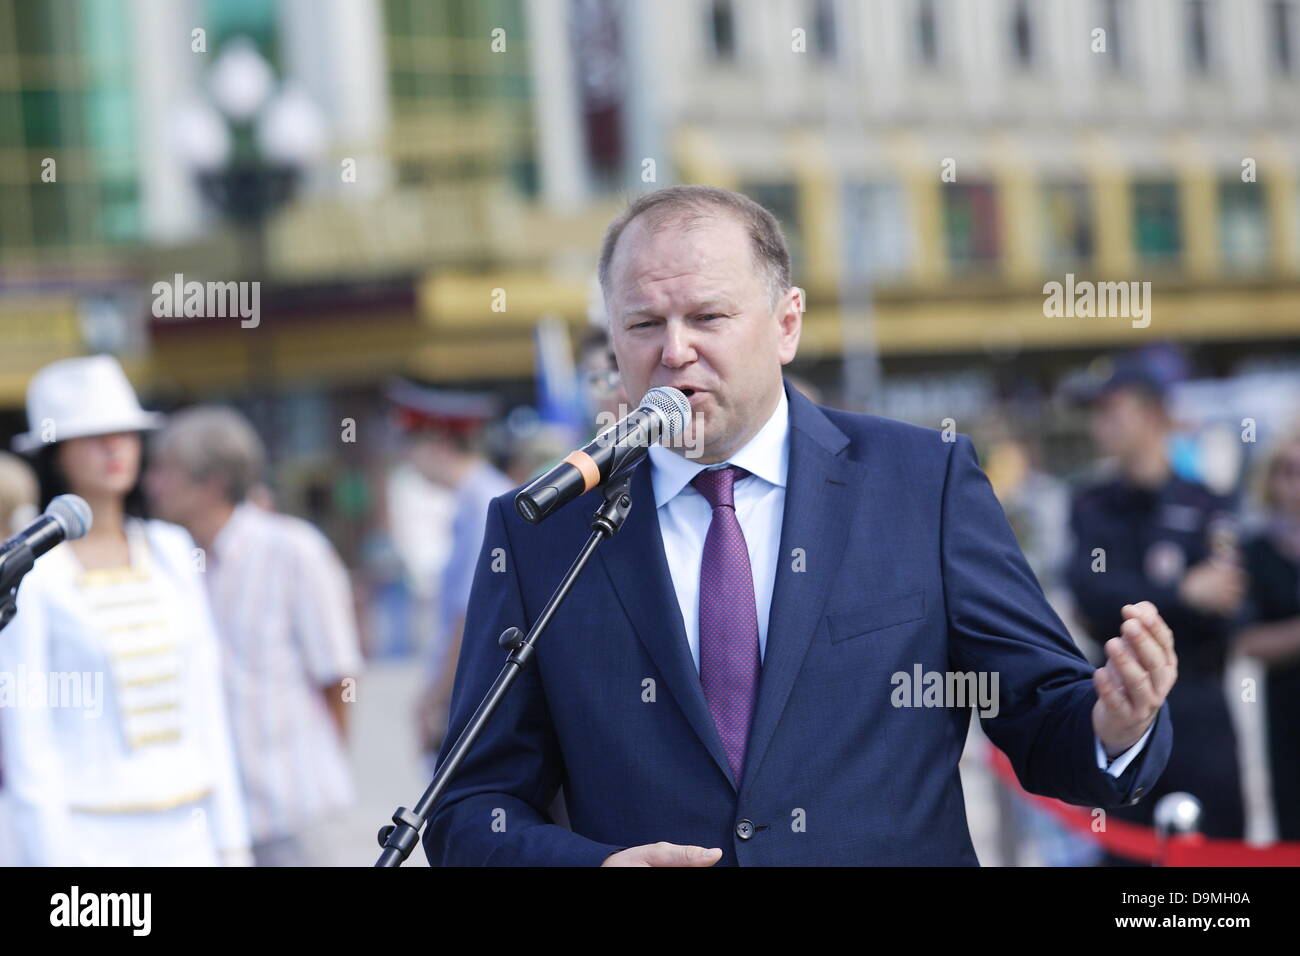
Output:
0,355,251,865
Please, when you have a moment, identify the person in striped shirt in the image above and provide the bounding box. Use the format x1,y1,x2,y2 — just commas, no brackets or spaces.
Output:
145,405,363,866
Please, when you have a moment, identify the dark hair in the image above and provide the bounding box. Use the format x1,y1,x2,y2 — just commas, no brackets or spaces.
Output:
30,439,150,518
597,185,792,310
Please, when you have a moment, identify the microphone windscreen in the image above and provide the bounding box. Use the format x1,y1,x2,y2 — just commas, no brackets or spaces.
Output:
640,387,691,439
46,494,92,540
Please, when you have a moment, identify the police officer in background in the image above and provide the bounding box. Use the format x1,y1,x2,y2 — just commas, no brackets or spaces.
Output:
391,384,514,759
1065,353,1246,860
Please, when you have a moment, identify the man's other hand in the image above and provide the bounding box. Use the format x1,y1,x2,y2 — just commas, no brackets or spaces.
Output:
1092,601,1178,759
602,843,723,866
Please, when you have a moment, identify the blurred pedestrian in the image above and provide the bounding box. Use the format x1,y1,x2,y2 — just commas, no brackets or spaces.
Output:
0,452,38,536
146,405,363,866
578,326,629,427
1236,422,1300,840
0,451,39,865
390,384,512,757
986,433,1073,598
1065,353,1246,859
985,431,1102,866
0,355,251,865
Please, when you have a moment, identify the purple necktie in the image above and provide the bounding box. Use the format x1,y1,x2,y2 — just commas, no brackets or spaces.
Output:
691,465,760,786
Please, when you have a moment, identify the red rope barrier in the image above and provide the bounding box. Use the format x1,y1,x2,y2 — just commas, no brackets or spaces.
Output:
984,742,1300,866
986,744,1160,860
1162,833,1300,867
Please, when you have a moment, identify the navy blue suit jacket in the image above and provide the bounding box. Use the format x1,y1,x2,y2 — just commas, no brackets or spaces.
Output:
424,378,1172,865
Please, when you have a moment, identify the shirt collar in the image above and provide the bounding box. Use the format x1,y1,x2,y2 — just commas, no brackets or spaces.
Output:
648,383,789,508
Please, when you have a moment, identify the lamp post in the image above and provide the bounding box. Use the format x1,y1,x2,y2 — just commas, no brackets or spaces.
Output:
177,37,325,270
174,36,325,458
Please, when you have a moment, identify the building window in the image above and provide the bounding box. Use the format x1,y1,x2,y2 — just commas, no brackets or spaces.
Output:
842,183,913,282
28,183,69,247
205,0,280,67
570,0,625,190
741,182,802,277
1041,182,1095,267
1218,179,1269,272
1011,0,1034,68
1,0,142,251
1186,0,1213,74
383,0,537,198
942,183,1002,272
1273,1,1295,75
1131,181,1182,265
812,0,837,61
1294,179,1300,268
915,0,939,67
1100,0,1125,71
709,0,736,60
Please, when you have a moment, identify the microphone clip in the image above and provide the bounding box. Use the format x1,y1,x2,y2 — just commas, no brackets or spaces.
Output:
591,468,635,537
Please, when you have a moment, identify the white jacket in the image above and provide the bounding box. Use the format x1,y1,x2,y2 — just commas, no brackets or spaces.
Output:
0,518,250,865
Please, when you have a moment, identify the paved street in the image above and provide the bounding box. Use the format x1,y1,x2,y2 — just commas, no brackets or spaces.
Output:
337,657,431,867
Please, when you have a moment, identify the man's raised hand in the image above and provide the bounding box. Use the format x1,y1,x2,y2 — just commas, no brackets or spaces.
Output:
1092,601,1178,759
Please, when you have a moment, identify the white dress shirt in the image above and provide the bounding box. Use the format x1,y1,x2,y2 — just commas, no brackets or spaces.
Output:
647,385,1153,778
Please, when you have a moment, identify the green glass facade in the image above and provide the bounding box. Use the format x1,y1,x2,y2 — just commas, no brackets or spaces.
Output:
0,0,140,253
383,0,536,197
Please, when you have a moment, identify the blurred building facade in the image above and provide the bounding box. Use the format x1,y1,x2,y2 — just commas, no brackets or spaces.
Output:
2,0,1299,495
621,0,1300,423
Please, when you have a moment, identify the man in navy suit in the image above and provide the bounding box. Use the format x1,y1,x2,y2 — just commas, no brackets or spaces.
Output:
424,185,1177,866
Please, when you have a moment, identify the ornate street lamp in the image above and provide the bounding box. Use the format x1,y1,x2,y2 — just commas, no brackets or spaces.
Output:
173,36,325,453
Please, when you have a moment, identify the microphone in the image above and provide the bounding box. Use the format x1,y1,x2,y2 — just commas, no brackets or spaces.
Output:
0,495,92,632
515,387,691,524
0,495,93,567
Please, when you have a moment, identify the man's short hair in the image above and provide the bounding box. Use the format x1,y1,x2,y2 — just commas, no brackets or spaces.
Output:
597,185,792,312
155,405,266,504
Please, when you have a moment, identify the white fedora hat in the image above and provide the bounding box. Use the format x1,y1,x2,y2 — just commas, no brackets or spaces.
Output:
11,355,166,454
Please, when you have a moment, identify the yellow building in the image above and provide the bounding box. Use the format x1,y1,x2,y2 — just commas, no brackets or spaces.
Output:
2,0,1298,409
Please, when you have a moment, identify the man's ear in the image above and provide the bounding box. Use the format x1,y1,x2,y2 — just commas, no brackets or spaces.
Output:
777,287,802,365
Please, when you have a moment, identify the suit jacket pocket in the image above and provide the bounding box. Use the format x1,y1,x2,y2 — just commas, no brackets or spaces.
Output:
827,588,925,644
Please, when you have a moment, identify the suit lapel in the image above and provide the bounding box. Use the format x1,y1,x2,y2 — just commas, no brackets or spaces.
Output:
738,381,864,797
596,456,737,787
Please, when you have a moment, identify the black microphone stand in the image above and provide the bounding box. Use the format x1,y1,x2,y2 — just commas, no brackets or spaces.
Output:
374,469,635,866
0,544,35,633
